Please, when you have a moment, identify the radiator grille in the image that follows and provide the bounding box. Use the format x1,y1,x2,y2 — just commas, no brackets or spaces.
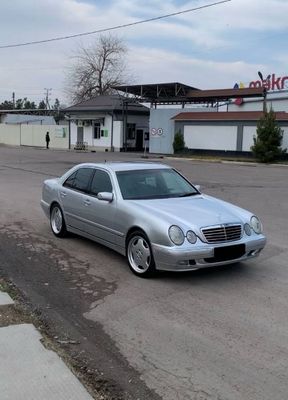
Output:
201,224,242,243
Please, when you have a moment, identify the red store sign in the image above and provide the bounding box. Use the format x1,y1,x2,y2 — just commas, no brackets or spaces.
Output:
249,74,288,91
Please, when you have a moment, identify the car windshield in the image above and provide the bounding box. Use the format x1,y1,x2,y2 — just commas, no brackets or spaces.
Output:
116,168,198,200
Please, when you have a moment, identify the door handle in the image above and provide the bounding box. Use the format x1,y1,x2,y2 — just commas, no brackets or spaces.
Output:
84,199,91,206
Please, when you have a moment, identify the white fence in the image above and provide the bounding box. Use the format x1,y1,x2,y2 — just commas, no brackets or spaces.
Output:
183,124,288,153
0,124,69,149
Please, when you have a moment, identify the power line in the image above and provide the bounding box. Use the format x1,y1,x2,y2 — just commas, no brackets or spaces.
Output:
0,0,231,49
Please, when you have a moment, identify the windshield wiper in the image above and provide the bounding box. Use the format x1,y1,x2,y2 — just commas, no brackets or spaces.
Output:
179,192,198,197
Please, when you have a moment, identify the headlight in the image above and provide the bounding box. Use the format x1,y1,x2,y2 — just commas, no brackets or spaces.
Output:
186,230,197,244
250,216,262,234
168,225,185,245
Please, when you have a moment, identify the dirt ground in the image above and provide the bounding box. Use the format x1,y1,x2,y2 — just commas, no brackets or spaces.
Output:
0,278,120,400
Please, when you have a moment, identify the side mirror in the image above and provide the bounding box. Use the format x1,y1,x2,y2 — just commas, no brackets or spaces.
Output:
97,192,114,202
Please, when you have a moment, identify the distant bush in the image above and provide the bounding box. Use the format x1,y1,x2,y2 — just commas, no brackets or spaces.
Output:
251,108,286,163
173,131,185,153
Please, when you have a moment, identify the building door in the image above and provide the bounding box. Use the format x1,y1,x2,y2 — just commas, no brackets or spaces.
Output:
135,129,144,151
77,127,84,143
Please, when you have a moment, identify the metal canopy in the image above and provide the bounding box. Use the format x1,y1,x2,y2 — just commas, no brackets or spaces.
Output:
113,82,199,102
113,83,266,105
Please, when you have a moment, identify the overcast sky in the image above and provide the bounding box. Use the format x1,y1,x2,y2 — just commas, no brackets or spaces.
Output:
0,0,287,105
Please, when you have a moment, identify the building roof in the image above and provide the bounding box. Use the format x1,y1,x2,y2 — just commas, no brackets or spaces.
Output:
65,95,149,114
172,111,288,121
186,87,265,102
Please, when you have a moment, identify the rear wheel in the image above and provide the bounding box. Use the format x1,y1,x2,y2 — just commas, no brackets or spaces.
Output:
126,231,156,277
50,204,67,237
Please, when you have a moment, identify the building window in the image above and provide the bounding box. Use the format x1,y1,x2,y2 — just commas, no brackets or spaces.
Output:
94,123,101,139
101,129,109,138
127,123,136,140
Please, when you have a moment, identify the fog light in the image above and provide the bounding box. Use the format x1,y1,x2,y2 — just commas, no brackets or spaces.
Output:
244,223,251,236
178,260,189,266
187,230,197,244
248,249,261,257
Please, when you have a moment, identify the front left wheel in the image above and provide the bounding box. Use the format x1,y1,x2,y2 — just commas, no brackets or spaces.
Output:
126,231,156,277
50,204,67,237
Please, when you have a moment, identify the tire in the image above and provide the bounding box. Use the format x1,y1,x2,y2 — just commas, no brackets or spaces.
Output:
126,231,156,277
50,204,67,238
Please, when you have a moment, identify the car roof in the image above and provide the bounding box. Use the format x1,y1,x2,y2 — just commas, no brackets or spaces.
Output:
74,162,171,172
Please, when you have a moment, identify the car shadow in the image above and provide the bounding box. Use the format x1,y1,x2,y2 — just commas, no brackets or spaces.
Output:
63,232,260,284
154,262,255,283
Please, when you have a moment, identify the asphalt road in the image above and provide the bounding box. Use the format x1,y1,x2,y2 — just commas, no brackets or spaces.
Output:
0,145,287,400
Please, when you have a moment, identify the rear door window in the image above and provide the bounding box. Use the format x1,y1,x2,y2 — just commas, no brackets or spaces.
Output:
63,168,94,193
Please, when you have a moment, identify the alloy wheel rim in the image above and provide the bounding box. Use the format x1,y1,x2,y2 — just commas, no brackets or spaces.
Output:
128,236,151,273
51,207,62,234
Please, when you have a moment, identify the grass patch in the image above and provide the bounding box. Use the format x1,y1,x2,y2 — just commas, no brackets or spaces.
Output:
0,278,20,300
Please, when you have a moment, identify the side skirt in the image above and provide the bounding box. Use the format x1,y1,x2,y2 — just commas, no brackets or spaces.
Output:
67,225,126,256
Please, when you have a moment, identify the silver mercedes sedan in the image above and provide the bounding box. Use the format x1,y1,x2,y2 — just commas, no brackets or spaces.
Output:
41,162,266,277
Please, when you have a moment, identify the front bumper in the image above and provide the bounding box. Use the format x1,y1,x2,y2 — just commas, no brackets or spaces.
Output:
152,235,266,272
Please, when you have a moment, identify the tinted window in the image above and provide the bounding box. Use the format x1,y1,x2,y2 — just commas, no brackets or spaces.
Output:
63,171,77,188
116,169,198,200
90,170,112,195
64,168,94,192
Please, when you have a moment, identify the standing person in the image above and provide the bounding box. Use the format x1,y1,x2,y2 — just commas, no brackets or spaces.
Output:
45,132,50,149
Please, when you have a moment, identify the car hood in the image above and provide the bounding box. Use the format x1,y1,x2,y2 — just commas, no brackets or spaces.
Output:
131,194,250,229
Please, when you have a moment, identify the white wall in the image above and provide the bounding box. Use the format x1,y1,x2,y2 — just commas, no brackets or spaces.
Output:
229,101,262,112
150,108,216,154
184,125,237,151
0,124,21,145
71,115,113,150
150,109,179,154
242,126,256,151
113,121,123,150
70,113,148,151
0,124,68,149
281,127,288,150
228,96,288,112
243,125,288,151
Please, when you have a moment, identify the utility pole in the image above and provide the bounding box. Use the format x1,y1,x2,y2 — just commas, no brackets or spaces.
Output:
12,92,15,109
258,72,270,112
44,88,52,109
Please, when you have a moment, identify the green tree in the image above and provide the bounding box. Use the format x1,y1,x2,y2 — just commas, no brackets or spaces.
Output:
52,98,64,124
52,98,60,110
0,100,13,110
251,108,286,163
15,98,25,109
38,100,47,109
24,99,36,109
173,130,185,153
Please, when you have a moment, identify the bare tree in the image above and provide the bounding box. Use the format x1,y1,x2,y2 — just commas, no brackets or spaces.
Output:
65,34,129,103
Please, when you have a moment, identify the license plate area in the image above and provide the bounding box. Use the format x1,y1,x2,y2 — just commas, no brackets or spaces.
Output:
205,244,245,263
